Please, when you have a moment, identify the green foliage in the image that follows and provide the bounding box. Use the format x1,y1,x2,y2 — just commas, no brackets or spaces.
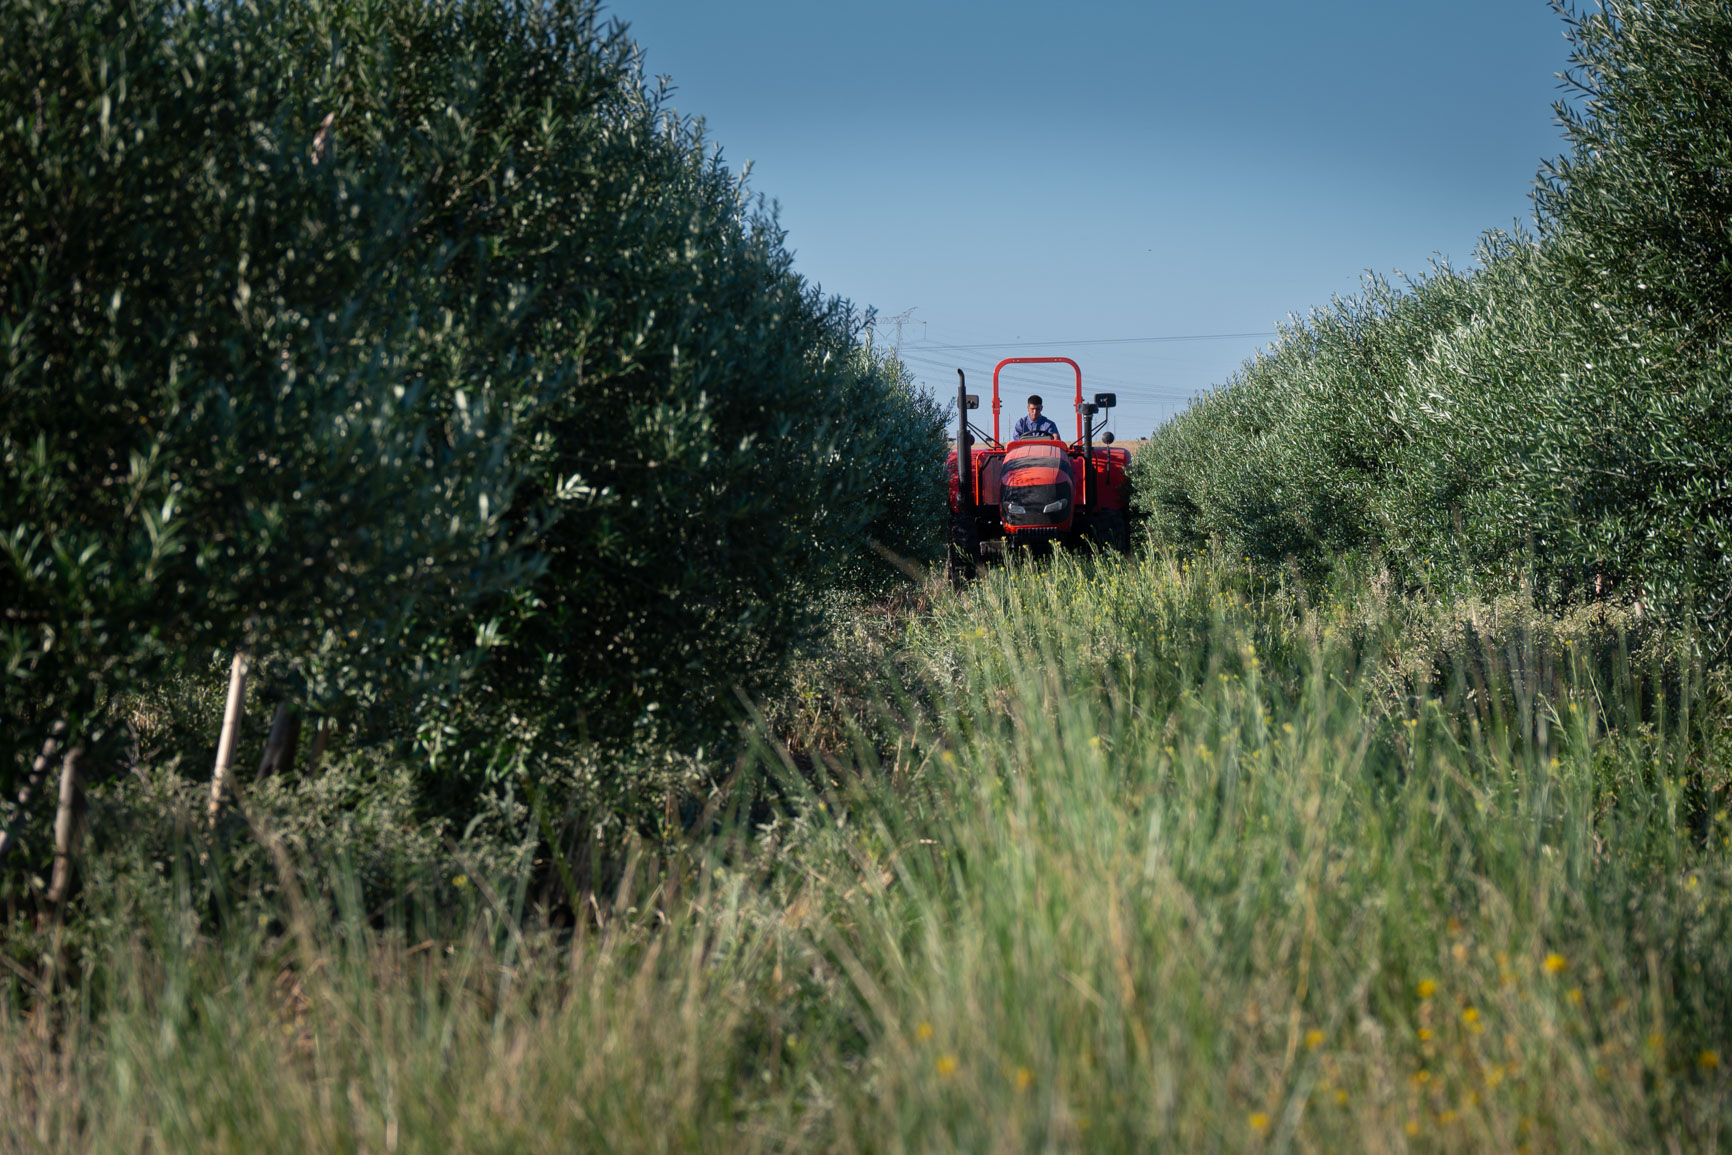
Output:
0,0,547,768
1133,267,1486,573
471,308,946,755
1539,0,1732,344
0,0,946,821
1530,0,1732,632
828,343,950,595
1130,0,1732,641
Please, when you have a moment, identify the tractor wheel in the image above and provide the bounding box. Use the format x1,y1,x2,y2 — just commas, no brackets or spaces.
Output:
947,514,979,586
1090,510,1129,555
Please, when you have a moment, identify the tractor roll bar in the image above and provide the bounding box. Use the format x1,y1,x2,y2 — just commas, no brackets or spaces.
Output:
990,357,1084,443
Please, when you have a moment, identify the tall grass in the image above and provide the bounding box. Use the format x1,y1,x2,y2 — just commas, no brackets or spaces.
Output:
4,551,1729,1151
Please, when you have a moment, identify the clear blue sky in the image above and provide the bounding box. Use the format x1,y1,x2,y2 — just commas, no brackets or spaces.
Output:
606,1,1574,438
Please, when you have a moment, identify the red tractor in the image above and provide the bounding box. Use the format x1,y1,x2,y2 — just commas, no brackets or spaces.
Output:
946,357,1132,582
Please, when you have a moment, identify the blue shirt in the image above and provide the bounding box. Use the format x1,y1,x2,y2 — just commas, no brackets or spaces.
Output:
1013,413,1061,439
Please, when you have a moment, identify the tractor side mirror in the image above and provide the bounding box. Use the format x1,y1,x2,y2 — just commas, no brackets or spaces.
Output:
1101,431,1115,444
964,394,979,410
1093,392,1117,409
1079,402,1098,417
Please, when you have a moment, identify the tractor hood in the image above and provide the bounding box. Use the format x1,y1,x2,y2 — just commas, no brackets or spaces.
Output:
1001,441,1074,531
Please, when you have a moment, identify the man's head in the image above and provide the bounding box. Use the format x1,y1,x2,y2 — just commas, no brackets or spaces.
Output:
1026,395,1044,421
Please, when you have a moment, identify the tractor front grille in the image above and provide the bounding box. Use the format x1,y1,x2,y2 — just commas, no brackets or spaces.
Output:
1005,525,1066,542
1001,481,1071,527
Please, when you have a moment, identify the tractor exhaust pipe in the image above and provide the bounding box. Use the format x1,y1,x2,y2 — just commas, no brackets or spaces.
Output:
956,369,974,520
1080,400,1096,514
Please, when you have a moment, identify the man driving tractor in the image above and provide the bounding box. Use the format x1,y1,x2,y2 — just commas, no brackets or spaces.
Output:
1012,394,1061,439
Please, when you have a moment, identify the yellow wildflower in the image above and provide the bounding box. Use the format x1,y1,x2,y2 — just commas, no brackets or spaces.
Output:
915,1021,934,1041
935,1054,958,1077
1248,1112,1270,1134
1566,987,1583,1006
1418,1028,1433,1041
1014,1066,1035,1091
1333,1089,1349,1105
1416,979,1437,999
1543,952,1568,975
1699,1050,1721,1071
1304,1029,1325,1051
1462,1007,1481,1025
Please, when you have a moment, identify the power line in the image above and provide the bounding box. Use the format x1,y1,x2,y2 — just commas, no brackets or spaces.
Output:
893,350,1195,399
907,330,1275,351
889,322,1269,422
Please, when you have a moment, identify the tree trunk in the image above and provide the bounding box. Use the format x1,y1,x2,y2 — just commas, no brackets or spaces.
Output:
0,720,67,865
209,652,249,824
256,702,302,778
45,745,84,907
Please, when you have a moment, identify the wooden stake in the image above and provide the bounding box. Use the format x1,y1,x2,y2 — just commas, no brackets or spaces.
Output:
304,719,332,777
209,652,249,824
257,702,302,778
46,745,83,907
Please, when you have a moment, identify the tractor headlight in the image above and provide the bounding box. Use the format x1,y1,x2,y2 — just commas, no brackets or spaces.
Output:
1005,502,1026,515
1042,499,1068,513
